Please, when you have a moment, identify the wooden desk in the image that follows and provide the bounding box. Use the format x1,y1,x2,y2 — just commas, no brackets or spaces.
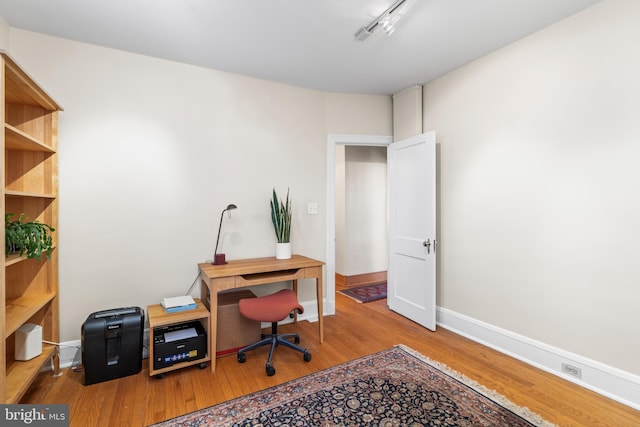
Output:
198,254,325,372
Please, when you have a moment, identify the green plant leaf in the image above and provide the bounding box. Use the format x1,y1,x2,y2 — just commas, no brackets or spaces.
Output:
270,187,292,243
5,213,55,260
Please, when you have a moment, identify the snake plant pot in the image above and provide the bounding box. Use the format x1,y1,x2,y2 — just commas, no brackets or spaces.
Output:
275,242,292,259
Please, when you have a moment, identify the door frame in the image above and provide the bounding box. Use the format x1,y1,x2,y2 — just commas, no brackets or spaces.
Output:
325,134,393,315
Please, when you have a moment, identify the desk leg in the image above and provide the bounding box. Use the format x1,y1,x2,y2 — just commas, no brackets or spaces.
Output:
209,292,218,372
201,277,218,372
317,276,324,343
292,279,298,323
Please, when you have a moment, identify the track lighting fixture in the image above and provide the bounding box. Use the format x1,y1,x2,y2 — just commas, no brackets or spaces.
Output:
354,0,413,41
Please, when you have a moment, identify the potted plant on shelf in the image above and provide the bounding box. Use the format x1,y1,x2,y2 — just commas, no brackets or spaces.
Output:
270,187,292,259
5,213,55,260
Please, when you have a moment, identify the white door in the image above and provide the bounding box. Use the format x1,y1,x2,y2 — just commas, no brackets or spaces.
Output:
387,131,436,330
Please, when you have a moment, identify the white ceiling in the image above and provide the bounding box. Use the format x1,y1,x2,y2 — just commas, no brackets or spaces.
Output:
0,0,600,95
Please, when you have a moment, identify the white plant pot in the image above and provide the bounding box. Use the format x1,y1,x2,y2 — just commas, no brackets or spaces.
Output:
276,242,292,259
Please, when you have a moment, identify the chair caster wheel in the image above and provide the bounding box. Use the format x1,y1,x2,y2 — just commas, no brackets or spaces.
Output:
294,336,300,344
237,352,247,363
303,352,312,362
266,365,276,376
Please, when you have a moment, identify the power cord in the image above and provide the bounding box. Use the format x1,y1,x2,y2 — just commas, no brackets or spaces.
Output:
42,340,82,375
184,271,202,296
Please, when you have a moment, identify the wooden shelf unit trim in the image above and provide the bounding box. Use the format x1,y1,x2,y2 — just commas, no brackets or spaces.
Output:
2,53,62,111
4,124,55,153
5,247,57,267
5,190,56,199
147,299,210,328
5,346,56,404
4,253,28,267
4,293,56,338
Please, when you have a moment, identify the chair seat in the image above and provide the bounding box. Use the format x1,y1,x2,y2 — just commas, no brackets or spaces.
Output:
239,289,303,323
237,288,311,376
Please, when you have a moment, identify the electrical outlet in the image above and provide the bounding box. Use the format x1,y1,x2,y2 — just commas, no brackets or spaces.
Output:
561,362,582,379
307,202,318,215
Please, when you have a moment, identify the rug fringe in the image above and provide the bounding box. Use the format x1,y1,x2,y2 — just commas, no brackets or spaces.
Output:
394,344,559,427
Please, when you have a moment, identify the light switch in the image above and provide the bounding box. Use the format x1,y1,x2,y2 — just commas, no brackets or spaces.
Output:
307,202,318,215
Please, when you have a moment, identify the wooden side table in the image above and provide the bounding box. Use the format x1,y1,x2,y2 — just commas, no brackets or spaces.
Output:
147,298,211,377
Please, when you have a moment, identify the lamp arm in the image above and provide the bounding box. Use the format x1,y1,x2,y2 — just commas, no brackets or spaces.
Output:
214,209,227,255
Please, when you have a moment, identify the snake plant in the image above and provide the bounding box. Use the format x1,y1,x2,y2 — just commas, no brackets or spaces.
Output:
5,213,55,260
270,188,292,243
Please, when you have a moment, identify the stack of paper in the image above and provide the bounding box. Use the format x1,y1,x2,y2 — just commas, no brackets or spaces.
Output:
161,295,196,313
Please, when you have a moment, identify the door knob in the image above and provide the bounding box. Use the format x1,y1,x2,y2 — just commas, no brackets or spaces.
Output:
423,239,431,254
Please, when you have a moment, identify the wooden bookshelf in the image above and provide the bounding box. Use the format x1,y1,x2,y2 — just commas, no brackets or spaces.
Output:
1,52,62,403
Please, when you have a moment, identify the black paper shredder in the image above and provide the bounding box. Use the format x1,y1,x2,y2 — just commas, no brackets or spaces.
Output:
81,306,144,385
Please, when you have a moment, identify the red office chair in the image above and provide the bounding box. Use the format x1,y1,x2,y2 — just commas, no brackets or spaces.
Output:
237,289,311,376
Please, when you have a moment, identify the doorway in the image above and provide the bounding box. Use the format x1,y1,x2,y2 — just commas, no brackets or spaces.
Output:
336,145,388,290
325,134,393,315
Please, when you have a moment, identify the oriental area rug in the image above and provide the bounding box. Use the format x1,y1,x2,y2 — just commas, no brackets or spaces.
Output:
150,345,557,427
337,282,387,303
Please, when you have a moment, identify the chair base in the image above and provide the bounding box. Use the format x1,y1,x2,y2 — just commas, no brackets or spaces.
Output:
237,322,311,376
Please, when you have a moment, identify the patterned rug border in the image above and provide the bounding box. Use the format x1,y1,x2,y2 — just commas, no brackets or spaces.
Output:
150,344,558,427
395,344,558,427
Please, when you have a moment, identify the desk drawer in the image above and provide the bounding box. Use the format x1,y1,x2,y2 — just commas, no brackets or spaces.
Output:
236,269,303,286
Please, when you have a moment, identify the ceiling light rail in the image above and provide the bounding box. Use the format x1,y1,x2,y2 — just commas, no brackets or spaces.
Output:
354,0,412,41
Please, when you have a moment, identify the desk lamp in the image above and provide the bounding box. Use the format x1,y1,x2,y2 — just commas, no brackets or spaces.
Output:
213,204,237,265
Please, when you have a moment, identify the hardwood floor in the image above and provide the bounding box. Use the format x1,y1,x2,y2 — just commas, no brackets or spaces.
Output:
23,293,639,426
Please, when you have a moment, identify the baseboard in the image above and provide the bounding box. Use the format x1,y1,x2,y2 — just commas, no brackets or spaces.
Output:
437,307,640,410
298,298,335,323
338,271,387,288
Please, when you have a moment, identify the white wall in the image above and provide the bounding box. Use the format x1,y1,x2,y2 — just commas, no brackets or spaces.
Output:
323,92,391,136
6,29,391,342
426,0,640,376
392,85,423,141
343,146,387,276
0,15,8,50
324,93,393,280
